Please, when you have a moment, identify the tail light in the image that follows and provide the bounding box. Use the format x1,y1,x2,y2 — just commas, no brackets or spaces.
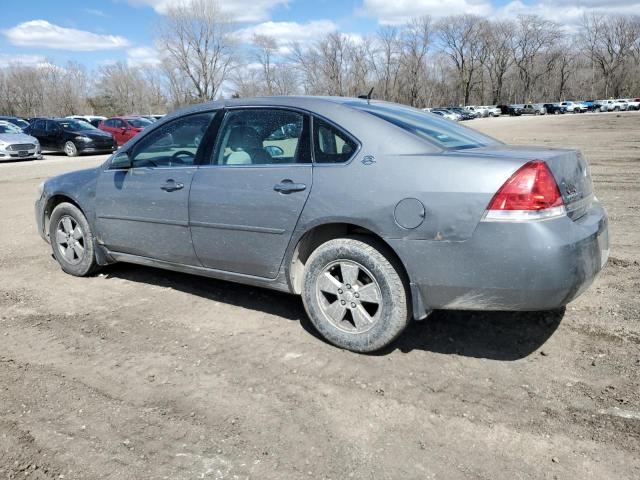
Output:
482,160,566,222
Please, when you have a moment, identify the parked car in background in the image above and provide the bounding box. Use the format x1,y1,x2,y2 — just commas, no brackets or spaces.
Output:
520,104,547,115
448,107,475,120
499,104,523,116
542,103,566,115
35,96,609,353
67,115,107,128
99,116,153,145
0,120,42,161
0,116,31,132
598,99,628,112
431,108,460,121
29,118,117,157
560,101,587,113
466,106,489,117
486,105,501,117
621,98,639,110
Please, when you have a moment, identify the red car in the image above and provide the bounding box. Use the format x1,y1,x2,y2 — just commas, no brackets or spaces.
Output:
99,116,153,145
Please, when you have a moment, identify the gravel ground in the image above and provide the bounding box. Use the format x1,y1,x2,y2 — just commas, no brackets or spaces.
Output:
0,112,638,479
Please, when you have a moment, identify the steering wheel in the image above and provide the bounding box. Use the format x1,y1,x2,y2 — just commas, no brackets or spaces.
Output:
171,150,195,165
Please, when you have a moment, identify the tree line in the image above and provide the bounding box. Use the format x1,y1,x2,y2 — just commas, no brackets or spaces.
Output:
1,0,639,118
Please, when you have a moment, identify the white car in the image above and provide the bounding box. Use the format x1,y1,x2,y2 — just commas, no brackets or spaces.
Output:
431,108,460,121
466,106,489,117
619,99,638,111
0,121,42,161
560,101,587,113
66,115,107,127
598,100,628,112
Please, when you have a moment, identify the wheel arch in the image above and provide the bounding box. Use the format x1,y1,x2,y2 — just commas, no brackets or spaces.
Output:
287,222,411,296
43,194,85,241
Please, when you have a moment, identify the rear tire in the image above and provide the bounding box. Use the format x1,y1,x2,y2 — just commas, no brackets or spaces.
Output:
301,236,410,353
64,141,78,157
49,202,99,277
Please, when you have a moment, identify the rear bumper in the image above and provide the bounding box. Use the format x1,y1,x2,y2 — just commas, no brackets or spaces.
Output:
389,200,609,315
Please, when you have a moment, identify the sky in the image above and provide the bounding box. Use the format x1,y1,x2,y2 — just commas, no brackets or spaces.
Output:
0,0,637,70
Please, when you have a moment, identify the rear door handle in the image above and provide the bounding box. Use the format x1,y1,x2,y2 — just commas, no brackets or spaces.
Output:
274,180,306,194
161,179,184,192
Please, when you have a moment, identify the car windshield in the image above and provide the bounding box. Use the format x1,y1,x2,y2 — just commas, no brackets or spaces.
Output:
0,123,23,134
11,119,29,129
127,118,153,128
348,102,500,150
59,120,96,131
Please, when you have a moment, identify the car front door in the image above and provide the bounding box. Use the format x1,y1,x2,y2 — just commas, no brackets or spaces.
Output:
189,107,312,279
94,111,216,265
45,121,63,150
31,120,48,148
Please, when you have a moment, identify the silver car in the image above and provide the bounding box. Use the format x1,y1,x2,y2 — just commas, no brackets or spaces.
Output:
35,97,609,352
0,121,42,161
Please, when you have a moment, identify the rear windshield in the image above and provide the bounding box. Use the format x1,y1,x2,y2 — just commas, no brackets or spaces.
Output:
127,118,153,128
59,120,96,131
347,102,500,150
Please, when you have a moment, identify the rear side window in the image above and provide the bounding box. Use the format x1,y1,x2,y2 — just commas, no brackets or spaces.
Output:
347,101,500,150
313,118,357,164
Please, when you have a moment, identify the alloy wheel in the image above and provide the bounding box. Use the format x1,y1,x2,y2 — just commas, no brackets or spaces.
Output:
315,260,382,334
55,215,85,265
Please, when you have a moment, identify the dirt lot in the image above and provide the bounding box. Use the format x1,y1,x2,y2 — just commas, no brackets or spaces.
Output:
0,113,638,479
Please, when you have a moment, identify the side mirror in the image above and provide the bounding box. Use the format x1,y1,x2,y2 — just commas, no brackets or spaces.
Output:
121,126,128,132
265,145,284,157
111,151,132,169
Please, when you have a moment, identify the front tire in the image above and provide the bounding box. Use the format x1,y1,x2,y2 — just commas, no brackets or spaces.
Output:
301,237,410,353
49,202,98,276
64,141,78,157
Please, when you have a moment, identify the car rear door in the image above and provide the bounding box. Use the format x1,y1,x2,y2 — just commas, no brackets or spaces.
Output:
189,107,312,279
95,111,216,265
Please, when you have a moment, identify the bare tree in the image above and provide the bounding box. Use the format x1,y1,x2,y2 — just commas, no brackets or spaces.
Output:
580,13,640,98
398,16,432,107
157,0,237,102
512,15,562,102
251,34,278,95
481,20,515,104
436,14,486,105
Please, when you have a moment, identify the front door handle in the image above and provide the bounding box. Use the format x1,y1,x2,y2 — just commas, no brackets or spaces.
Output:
274,179,306,194
161,179,184,192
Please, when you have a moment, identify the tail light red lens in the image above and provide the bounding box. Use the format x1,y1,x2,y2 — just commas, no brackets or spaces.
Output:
487,160,563,211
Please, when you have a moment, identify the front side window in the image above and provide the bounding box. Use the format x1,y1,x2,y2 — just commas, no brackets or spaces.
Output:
213,109,307,165
128,112,215,168
313,118,357,164
347,101,501,150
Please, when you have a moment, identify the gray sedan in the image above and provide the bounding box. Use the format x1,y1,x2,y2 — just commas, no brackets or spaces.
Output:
0,121,42,161
35,97,609,352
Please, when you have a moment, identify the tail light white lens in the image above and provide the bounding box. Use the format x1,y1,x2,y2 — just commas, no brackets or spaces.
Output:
483,160,566,222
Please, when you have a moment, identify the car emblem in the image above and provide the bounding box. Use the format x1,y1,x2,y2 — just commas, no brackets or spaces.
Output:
565,183,578,197
361,155,376,165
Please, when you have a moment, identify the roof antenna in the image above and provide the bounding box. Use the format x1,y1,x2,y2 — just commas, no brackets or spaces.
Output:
358,87,374,103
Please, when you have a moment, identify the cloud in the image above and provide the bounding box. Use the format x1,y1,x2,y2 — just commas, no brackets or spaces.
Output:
3,20,130,51
127,46,162,67
235,20,339,53
360,0,640,27
126,0,288,23
84,8,110,17
0,53,49,67
359,0,493,25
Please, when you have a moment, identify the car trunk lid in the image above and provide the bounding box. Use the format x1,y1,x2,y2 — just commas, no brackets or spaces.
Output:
453,145,594,220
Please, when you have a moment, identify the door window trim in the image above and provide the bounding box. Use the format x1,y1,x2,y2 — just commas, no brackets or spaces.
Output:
204,106,312,168
105,110,220,171
310,115,361,167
